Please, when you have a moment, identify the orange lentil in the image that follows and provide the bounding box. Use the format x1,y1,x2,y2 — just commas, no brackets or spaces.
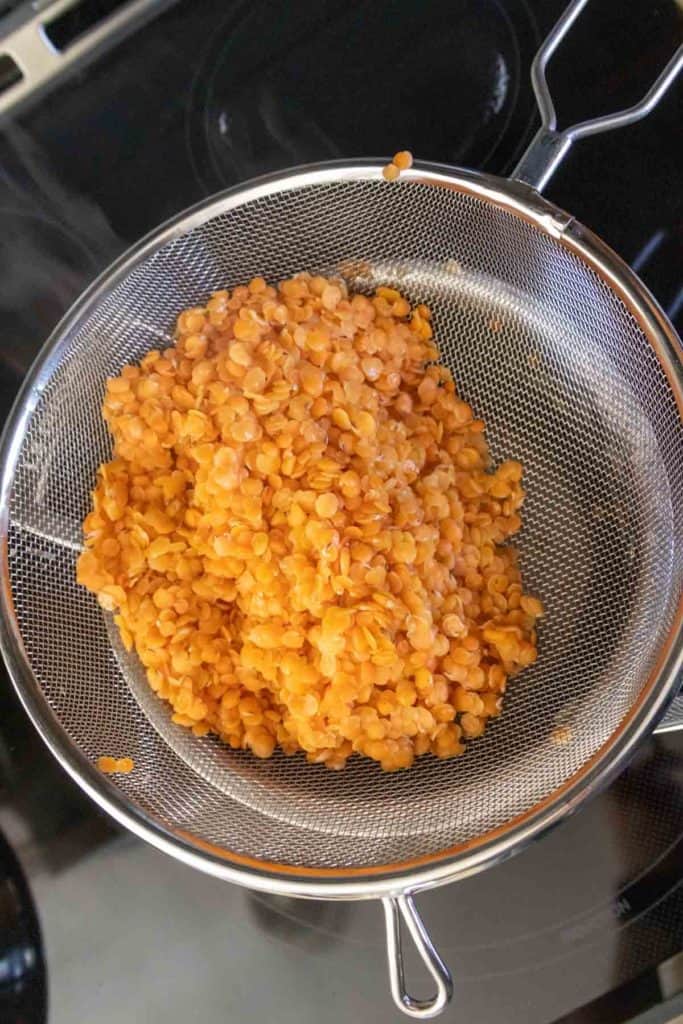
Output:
382,163,400,182
315,492,339,519
392,150,413,170
97,755,134,774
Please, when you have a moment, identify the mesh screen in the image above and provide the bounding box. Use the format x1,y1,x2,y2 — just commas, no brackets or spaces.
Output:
5,175,682,870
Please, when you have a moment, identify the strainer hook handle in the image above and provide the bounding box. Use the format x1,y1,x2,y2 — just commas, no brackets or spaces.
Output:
512,0,683,191
382,893,453,1019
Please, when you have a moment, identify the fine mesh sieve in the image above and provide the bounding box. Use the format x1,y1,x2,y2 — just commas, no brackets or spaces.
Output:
4,167,681,865
1,2,682,1019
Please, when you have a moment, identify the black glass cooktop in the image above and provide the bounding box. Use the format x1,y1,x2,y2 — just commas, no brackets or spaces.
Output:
0,1,681,1022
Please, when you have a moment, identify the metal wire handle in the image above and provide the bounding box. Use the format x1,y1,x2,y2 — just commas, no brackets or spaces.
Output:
512,0,683,191
382,895,453,1019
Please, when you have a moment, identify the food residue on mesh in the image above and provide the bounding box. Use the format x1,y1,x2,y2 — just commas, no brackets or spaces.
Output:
382,150,413,181
97,756,135,774
78,273,542,772
550,725,572,747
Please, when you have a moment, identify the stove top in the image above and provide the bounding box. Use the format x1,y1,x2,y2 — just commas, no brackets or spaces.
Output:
0,1,681,1022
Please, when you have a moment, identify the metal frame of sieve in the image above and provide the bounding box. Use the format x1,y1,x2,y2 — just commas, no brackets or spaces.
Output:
0,1,682,1018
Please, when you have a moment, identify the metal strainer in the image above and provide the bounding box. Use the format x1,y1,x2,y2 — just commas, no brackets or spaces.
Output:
1,1,682,1018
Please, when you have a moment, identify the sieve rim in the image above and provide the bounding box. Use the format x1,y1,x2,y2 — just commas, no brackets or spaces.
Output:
0,159,681,899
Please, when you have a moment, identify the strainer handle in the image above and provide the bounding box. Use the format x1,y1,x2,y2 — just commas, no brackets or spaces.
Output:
382,894,453,1019
512,0,683,191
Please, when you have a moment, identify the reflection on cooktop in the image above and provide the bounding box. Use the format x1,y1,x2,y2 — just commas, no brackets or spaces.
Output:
187,0,540,192
247,892,351,951
0,210,94,359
